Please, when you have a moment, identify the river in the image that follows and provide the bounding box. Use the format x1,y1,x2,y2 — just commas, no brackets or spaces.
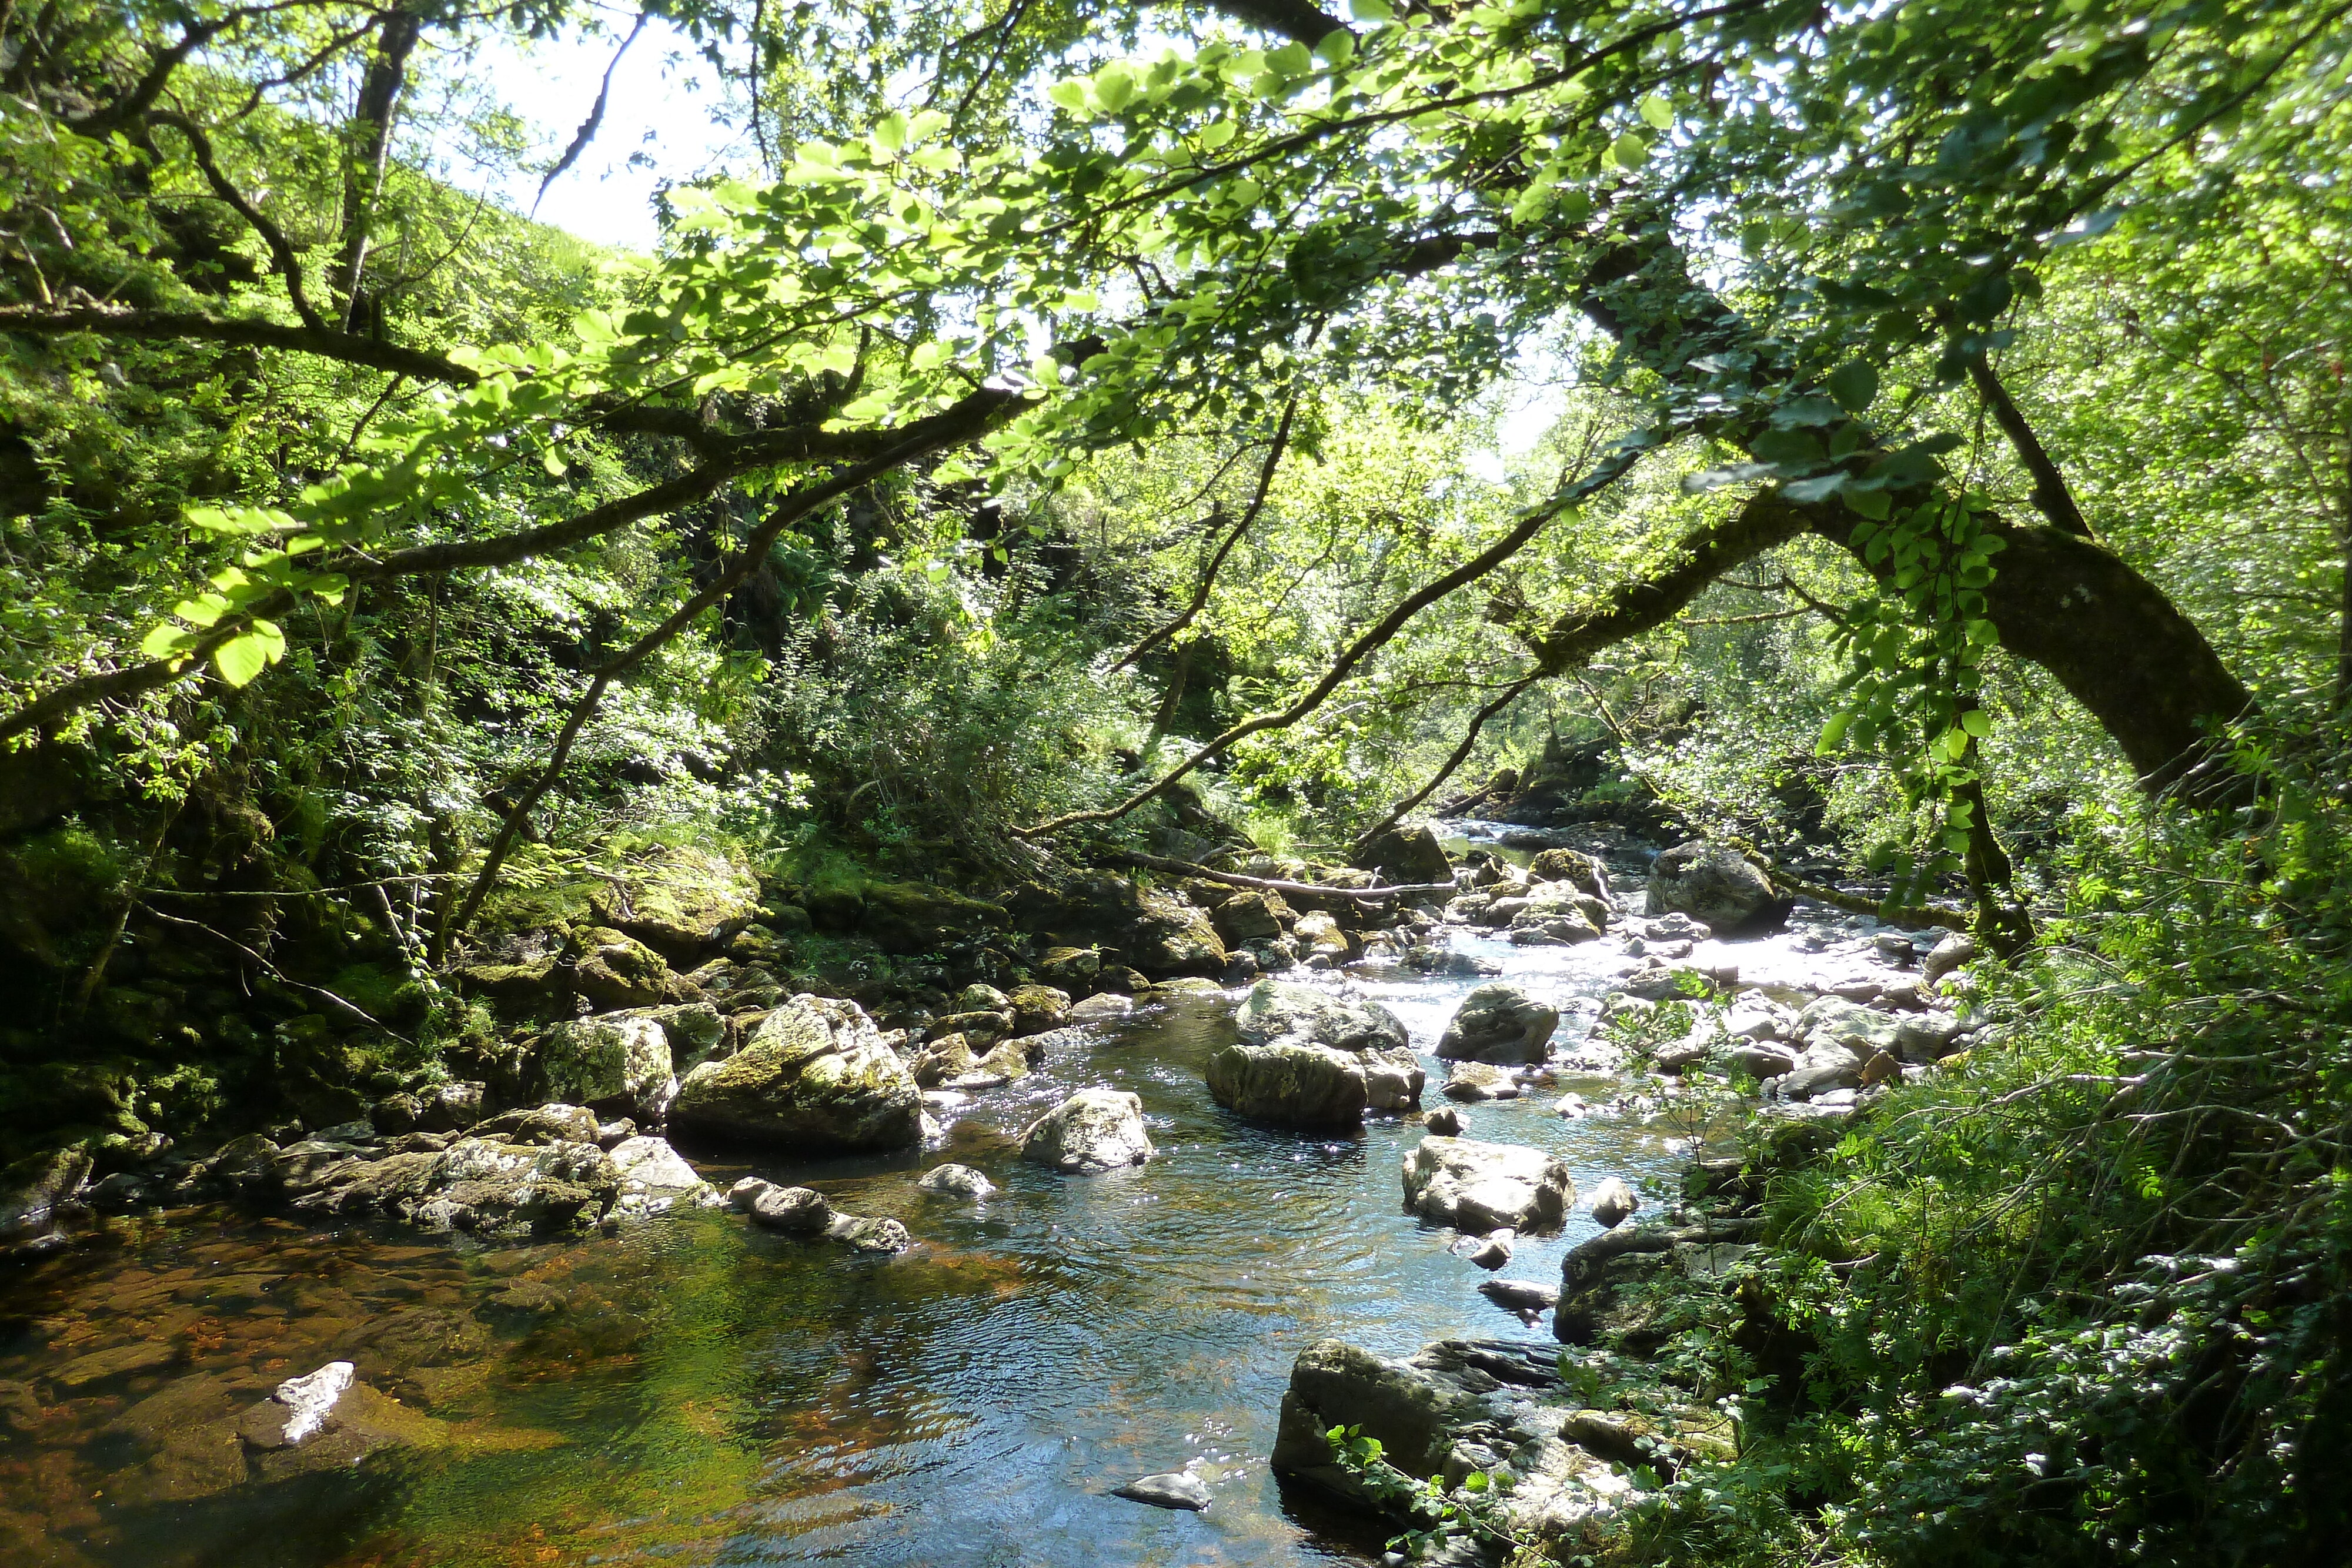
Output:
2,862,1873,1568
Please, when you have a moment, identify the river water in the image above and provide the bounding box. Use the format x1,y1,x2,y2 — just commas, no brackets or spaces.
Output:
1,905,1803,1568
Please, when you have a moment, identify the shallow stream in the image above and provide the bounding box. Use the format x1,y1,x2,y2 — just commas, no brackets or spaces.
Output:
0,901,1854,1568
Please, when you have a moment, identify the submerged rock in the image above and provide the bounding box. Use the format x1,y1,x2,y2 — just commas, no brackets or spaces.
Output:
233,1360,449,1483
1402,1136,1574,1232
1465,1228,1516,1269
670,994,922,1152
1478,1277,1561,1313
1441,1060,1521,1102
1020,1088,1154,1173
1436,982,1560,1064
728,1176,910,1251
917,1163,996,1200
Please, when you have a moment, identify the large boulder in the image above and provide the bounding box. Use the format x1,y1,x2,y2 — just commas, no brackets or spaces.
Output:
1269,1337,1631,1549
1645,841,1778,932
1269,1339,1481,1486
607,1135,717,1215
1001,873,1227,978
1402,1136,1575,1232
1019,1088,1154,1172
1234,980,1409,1053
1528,847,1610,901
1005,984,1073,1035
1436,982,1560,1064
1211,890,1290,944
533,1015,674,1121
279,1120,622,1238
1208,1042,1380,1127
589,843,762,961
1351,823,1454,888
2,1146,93,1256
669,994,922,1152
1210,980,1424,1126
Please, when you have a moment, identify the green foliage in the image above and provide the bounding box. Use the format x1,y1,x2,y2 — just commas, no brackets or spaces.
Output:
1323,1423,1526,1561
1631,720,2352,1567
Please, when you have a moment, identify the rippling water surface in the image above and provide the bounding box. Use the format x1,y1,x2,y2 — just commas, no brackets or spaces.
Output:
1,925,1758,1568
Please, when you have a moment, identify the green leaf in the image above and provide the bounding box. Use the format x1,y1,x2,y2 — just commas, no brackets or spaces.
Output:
1818,711,1853,753
141,623,194,659
1845,485,1892,520
1093,67,1137,111
213,631,273,687
1638,95,1673,129
1960,708,1993,738
1197,119,1237,150
1608,132,1652,169
1348,0,1394,18
1314,31,1355,65
1827,360,1879,414
1047,79,1089,112
1267,41,1313,75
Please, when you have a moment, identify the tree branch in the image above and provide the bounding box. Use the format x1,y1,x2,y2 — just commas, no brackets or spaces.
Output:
1018,442,1649,839
1112,391,1297,673
0,387,1024,746
1100,850,1451,902
1351,668,1544,855
1967,350,2094,539
149,111,326,331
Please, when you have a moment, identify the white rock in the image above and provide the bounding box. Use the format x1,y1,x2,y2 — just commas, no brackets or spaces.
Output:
275,1360,355,1443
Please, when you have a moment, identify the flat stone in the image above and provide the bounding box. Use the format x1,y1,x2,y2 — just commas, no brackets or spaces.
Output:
1113,1470,1213,1510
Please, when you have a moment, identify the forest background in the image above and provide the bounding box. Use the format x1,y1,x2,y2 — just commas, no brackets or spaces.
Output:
4,0,2351,1563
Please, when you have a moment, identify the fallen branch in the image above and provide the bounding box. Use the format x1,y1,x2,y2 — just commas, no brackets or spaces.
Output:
1101,850,1455,902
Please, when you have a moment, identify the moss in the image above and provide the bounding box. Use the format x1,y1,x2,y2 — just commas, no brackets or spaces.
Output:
323,962,432,1028
0,822,128,972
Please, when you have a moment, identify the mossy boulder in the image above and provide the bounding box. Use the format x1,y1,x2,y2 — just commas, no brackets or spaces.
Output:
533,1015,674,1120
670,994,921,1152
570,928,674,1010
589,844,761,962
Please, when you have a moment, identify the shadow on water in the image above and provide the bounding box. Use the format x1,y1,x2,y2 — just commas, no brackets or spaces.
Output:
1,937,1732,1567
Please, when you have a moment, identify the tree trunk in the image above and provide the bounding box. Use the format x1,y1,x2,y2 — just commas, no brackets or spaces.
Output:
333,8,424,331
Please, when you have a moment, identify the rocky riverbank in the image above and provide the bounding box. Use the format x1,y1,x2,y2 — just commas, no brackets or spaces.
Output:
1255,824,1989,1564
3,817,1990,1567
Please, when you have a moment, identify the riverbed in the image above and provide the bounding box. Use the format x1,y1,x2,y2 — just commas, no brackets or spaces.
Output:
0,908,1844,1568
